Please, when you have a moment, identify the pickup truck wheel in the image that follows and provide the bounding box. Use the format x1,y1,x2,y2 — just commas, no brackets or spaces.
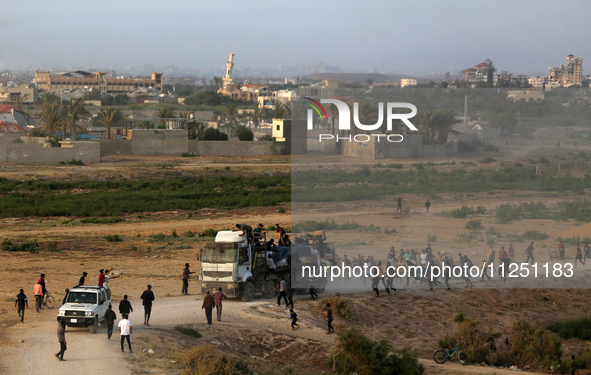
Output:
241,282,255,302
263,280,277,299
89,317,98,334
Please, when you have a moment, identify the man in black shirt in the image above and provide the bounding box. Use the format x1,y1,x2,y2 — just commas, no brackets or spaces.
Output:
105,304,117,340
78,272,87,286
15,289,28,322
140,285,155,326
324,303,335,334
119,295,133,315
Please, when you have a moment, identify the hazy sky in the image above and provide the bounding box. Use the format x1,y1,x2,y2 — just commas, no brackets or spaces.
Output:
2,0,590,75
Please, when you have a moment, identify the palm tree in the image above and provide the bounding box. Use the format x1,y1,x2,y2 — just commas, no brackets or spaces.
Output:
225,104,238,126
251,102,264,129
98,107,124,139
138,120,155,129
213,76,221,90
327,103,339,135
419,110,460,145
41,102,65,136
179,112,190,129
64,98,90,140
155,107,175,128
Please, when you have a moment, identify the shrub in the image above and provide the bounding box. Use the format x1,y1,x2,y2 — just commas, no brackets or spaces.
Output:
46,241,60,252
315,295,354,322
475,205,487,215
1,239,40,253
483,144,499,152
278,206,286,213
427,234,437,243
465,219,483,231
547,317,591,340
202,128,228,141
521,230,549,241
510,320,562,370
495,203,522,224
481,156,496,164
171,229,178,238
329,328,424,375
181,152,198,157
236,127,254,141
449,205,473,219
258,134,273,141
58,159,85,166
437,312,501,364
174,326,202,338
80,217,125,224
199,229,218,238
178,345,252,375
185,230,196,238
150,233,167,242
105,234,123,242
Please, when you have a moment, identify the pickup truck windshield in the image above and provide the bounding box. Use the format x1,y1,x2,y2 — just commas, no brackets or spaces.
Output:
202,243,237,263
66,292,97,304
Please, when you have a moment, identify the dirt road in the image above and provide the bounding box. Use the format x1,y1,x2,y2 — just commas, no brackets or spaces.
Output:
1,294,545,375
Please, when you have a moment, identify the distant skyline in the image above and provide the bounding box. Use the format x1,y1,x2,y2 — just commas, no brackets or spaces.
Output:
2,0,591,77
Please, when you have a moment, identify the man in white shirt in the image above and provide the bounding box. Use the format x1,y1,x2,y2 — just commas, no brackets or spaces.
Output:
118,314,133,353
103,269,120,300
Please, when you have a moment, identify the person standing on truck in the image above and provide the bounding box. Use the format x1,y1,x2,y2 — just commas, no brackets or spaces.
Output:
105,304,117,340
202,291,215,324
15,289,28,323
275,277,288,307
324,303,335,334
118,314,133,353
236,223,253,240
181,263,195,295
98,269,105,286
253,223,264,243
103,269,120,300
119,295,133,315
56,320,67,361
213,288,227,322
140,285,155,326
78,272,87,287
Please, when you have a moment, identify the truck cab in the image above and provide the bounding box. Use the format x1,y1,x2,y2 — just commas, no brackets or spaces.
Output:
57,286,111,333
200,231,281,301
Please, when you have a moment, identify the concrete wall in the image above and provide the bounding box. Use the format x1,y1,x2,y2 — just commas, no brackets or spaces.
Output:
189,140,279,156
307,139,339,154
99,139,132,156
0,141,100,163
342,138,377,159
130,129,189,155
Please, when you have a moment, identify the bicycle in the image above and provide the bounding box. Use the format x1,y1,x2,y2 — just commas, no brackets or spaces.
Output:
433,346,468,366
43,291,56,309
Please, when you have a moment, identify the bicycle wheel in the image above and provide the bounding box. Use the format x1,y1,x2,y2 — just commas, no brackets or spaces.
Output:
458,351,468,366
433,350,448,364
46,295,55,309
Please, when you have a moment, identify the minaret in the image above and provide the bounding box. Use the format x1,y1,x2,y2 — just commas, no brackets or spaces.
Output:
222,52,235,89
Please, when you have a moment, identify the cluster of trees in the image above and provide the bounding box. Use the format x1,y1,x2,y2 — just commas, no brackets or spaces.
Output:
39,93,125,141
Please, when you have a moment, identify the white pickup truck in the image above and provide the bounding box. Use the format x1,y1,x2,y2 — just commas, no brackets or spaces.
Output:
56,286,111,333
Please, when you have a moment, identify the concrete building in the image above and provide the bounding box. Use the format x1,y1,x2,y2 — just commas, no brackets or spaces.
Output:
507,89,544,102
400,79,417,88
298,80,338,97
0,85,36,105
462,59,496,86
34,71,163,95
547,55,583,87
528,76,547,88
